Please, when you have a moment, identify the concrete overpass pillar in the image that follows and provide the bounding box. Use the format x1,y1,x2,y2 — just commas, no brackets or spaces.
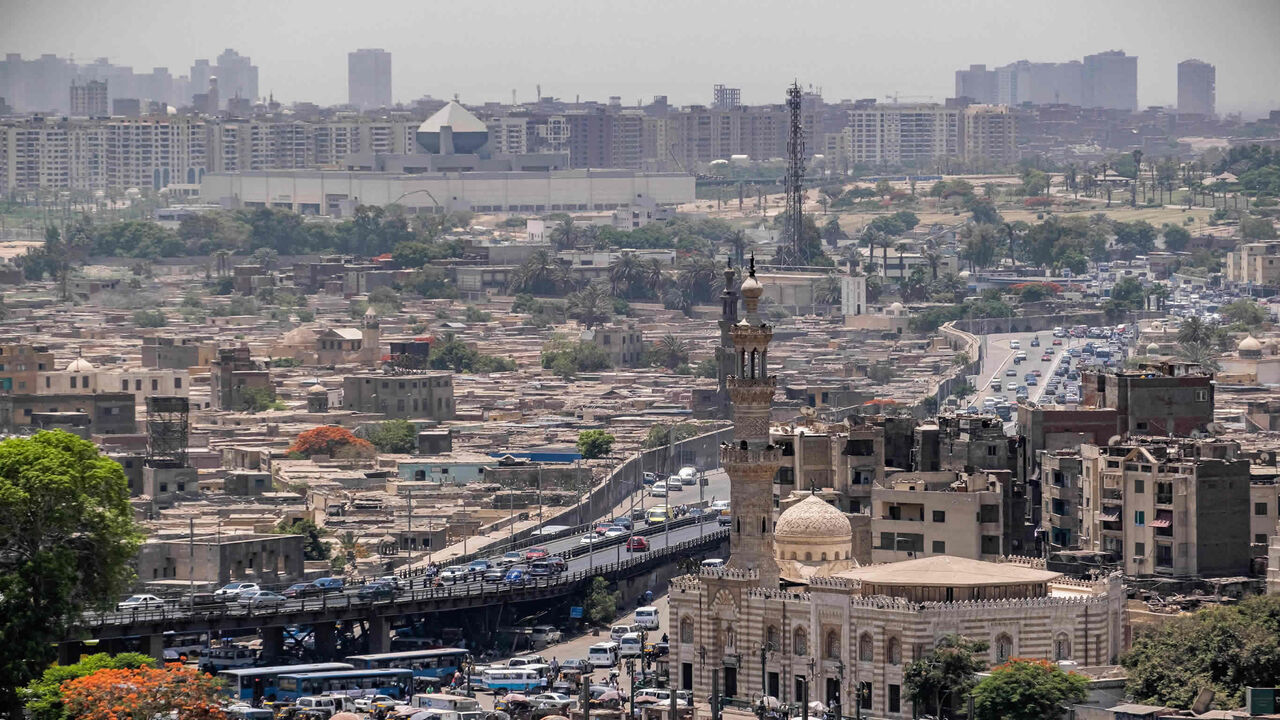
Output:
367,615,390,655
261,625,284,663
145,633,166,663
313,622,337,660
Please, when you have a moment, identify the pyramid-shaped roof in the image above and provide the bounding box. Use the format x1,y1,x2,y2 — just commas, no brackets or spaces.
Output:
417,101,488,134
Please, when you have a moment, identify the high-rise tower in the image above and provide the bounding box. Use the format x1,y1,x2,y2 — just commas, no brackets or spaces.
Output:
722,257,780,586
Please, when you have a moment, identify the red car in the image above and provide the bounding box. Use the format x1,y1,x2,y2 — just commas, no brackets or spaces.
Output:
524,546,549,561
1041,353,1052,361
1052,338,1063,346
625,536,650,552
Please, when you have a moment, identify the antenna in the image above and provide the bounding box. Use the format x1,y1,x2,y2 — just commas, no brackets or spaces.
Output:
536,84,541,102
783,81,806,266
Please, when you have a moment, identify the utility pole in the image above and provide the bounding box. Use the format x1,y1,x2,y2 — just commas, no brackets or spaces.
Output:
408,489,413,562
189,516,195,593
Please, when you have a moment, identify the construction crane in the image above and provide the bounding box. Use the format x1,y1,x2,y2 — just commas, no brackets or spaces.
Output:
884,93,935,104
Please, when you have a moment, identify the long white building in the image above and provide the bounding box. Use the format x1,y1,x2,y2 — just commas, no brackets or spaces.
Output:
199,168,695,216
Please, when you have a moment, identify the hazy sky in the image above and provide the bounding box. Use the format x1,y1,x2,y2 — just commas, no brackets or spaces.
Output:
5,0,1280,115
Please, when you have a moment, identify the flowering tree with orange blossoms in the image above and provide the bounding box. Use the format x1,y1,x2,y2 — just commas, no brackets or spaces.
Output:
287,425,373,457
61,664,226,720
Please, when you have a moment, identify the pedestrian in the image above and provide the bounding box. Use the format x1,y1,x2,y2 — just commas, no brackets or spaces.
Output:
661,632,668,644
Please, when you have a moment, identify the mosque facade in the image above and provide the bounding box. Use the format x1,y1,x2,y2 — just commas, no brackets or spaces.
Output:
668,266,1126,719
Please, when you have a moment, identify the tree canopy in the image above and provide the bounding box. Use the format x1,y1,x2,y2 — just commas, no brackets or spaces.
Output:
288,425,373,458
0,431,143,715
429,335,517,373
972,659,1089,720
273,518,330,561
904,635,988,720
1122,594,1280,709
60,664,227,720
20,652,155,720
576,430,616,459
360,419,419,454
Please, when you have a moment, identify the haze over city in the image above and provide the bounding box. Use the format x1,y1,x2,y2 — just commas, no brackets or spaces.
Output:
4,0,1280,115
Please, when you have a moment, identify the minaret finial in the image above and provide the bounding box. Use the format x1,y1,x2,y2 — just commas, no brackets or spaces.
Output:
749,254,756,276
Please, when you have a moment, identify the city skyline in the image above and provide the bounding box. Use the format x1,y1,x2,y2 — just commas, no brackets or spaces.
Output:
4,0,1279,116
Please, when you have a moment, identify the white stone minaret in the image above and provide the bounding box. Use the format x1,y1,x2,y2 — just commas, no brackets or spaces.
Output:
722,257,781,587
361,305,381,366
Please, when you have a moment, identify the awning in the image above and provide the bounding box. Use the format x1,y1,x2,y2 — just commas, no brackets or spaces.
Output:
1098,511,1120,523
1150,510,1173,528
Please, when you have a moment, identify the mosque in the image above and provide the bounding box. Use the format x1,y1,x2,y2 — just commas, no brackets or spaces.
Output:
668,265,1126,719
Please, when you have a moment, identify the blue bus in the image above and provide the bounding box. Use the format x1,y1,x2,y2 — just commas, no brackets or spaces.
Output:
275,668,414,700
218,663,354,701
346,648,469,679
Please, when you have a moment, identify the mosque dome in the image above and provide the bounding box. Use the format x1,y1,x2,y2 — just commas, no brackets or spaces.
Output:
1239,335,1263,358
66,357,96,373
1146,342,1161,355
739,273,763,299
416,101,490,154
887,301,905,316
776,494,852,540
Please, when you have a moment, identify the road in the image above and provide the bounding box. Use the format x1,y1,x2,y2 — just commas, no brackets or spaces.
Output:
965,330,1083,432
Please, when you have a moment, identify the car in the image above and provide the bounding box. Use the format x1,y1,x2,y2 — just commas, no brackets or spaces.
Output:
642,472,658,485
468,559,493,573
1032,369,1042,376
356,582,397,601
238,590,286,608
312,577,345,593
532,557,567,575
1052,338,1063,345
650,482,668,497
580,533,601,545
498,551,524,567
610,517,633,531
1030,337,1041,347
531,693,575,712
718,512,732,526
1041,353,1053,361
646,508,669,525
375,575,401,590
594,523,615,535
483,567,508,582
504,566,529,584
439,565,470,583
603,527,627,539
525,546,550,560
701,558,726,569
665,479,683,492
990,381,1002,391
213,582,259,601
626,536,650,552
1005,369,1017,377
1027,377,1038,386
118,594,166,611
1009,340,1020,349
282,582,321,599
354,696,399,712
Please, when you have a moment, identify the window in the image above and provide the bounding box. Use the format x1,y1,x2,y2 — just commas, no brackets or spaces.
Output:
825,631,840,659
793,628,808,656
932,510,946,523
1054,633,1070,661
151,379,158,391
679,617,694,644
1133,479,1144,494
859,633,873,662
858,682,872,710
1258,534,1269,545
986,445,997,456
1256,502,1269,516
995,634,1013,663
766,626,779,650
887,637,901,665
932,540,946,554
121,379,128,391
888,684,900,714
1195,389,1209,402
979,504,999,523
1135,542,1145,557
1134,510,1145,526
69,376,76,389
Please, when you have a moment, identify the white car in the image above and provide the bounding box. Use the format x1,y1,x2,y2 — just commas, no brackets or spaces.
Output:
117,594,165,611
213,582,259,600
354,696,399,712
237,590,286,608
439,565,471,583
603,527,627,539
650,482,668,497
531,693,575,712
580,533,601,545
701,558,726,569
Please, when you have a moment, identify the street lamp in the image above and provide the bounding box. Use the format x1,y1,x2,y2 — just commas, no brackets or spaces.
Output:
831,659,845,720
758,641,775,702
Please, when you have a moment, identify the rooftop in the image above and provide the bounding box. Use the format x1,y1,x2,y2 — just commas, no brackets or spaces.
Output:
836,555,1061,587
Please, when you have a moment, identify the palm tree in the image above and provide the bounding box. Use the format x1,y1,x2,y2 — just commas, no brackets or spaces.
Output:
1148,283,1171,312
1176,341,1221,373
1177,316,1212,346
641,258,665,291
608,253,641,297
652,334,691,369
676,257,720,304
550,217,577,251
726,230,748,267
508,250,574,295
661,283,694,316
567,283,613,329
814,274,842,306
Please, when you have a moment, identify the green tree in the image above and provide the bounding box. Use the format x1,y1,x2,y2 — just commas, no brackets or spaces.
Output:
1241,216,1278,240
20,652,156,720
904,635,989,720
273,518,330,561
642,422,702,449
1221,299,1267,329
576,430,616,459
429,335,516,374
1161,223,1192,252
131,309,167,328
0,432,143,715
361,419,418,454
367,286,402,314
1122,594,1280,709
540,338,612,378
875,179,893,200
693,357,718,378
972,659,1089,720
567,283,614,329
583,576,618,626
651,334,691,370
1108,276,1148,311
239,385,283,413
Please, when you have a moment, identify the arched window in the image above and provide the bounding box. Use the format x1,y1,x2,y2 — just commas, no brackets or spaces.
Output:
805,552,812,561
825,631,841,659
766,626,780,650
821,552,828,561
793,627,808,656
1054,633,1071,661
995,634,1013,663
859,633,873,662
726,627,737,649
887,637,901,665
790,552,797,560
680,617,694,644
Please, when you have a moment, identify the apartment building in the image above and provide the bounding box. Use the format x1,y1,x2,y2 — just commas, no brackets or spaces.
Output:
960,104,1018,171
841,104,959,168
1081,362,1214,437
1080,439,1250,577
1040,449,1085,550
0,343,54,393
1177,59,1216,117
1226,241,1280,288
341,371,455,420
871,472,1006,563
